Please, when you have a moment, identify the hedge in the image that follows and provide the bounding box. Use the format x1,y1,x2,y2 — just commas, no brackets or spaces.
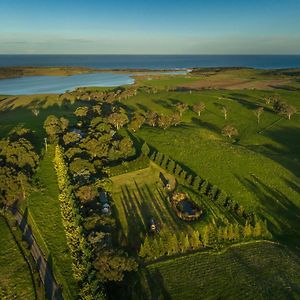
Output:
107,154,150,177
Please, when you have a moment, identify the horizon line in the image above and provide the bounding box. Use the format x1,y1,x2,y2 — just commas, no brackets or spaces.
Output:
1,53,300,56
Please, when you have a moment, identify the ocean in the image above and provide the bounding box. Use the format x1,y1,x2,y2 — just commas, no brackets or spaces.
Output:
1,55,300,69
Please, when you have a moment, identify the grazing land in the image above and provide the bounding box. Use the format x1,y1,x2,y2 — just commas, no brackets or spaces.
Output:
0,67,300,299
0,216,35,299
111,162,180,249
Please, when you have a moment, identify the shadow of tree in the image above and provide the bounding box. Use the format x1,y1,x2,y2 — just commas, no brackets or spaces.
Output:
191,117,220,134
235,174,300,249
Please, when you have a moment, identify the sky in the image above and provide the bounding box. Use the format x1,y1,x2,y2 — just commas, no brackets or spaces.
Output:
0,0,300,54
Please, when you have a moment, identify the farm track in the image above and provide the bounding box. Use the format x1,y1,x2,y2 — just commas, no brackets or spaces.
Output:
7,207,63,300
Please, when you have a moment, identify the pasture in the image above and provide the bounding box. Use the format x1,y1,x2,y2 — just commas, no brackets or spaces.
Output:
111,162,183,250
122,88,300,247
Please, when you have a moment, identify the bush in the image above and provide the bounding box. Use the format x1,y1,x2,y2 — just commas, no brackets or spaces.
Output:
108,155,150,177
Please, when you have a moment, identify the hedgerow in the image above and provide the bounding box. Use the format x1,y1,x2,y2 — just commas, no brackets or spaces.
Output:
54,145,105,300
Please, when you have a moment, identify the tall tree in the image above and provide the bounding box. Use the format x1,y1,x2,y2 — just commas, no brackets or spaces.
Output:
254,107,264,124
176,102,189,116
221,106,228,120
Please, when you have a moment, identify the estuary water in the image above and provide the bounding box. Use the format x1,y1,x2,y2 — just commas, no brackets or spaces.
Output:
0,73,135,95
1,55,300,95
0,70,188,95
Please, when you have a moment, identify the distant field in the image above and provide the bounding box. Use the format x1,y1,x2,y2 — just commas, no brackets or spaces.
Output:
27,146,77,299
0,216,35,300
142,241,300,300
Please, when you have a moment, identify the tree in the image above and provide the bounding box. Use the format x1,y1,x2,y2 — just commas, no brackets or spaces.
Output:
169,234,179,254
139,236,152,259
201,226,210,246
63,132,81,146
74,106,89,118
43,115,63,143
94,250,137,282
107,112,129,130
254,107,264,124
222,125,238,138
221,106,228,120
192,102,206,116
253,220,262,237
118,137,134,157
145,111,158,127
75,185,98,202
158,115,173,130
129,113,145,132
171,112,182,126
243,221,252,238
189,230,201,249
69,158,96,179
60,117,69,132
0,138,39,174
176,102,188,116
273,100,297,120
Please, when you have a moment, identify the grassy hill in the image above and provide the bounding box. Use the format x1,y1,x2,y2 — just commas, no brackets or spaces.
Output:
1,68,300,299
121,88,300,248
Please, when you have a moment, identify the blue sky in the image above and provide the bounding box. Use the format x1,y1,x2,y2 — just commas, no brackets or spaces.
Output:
0,0,300,54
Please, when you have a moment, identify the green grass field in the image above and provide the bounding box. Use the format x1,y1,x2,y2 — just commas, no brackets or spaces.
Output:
27,146,77,299
1,68,300,299
0,216,35,300
142,241,300,300
120,89,300,247
111,162,183,250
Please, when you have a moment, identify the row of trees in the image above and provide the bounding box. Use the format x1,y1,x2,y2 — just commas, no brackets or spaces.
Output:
54,146,105,300
139,229,202,261
144,144,256,224
139,219,270,262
